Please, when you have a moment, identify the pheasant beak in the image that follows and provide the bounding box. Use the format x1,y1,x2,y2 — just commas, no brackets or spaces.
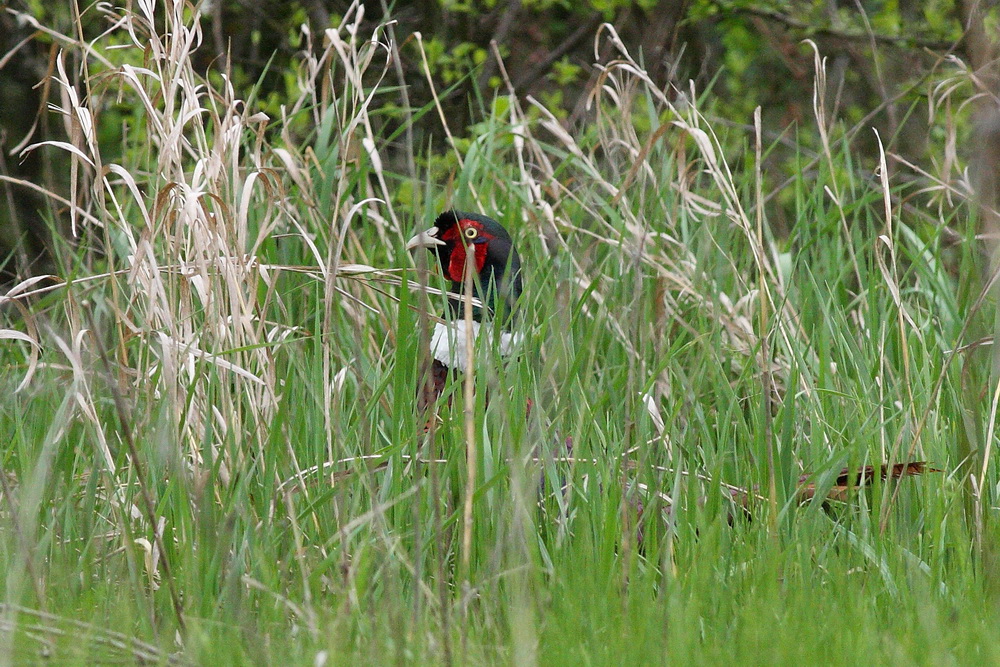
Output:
406,227,446,251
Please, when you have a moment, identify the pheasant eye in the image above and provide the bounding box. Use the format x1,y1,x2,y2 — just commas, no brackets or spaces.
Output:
463,226,478,239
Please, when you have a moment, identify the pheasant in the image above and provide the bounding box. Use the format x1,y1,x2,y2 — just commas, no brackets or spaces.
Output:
404,210,939,521
405,210,524,411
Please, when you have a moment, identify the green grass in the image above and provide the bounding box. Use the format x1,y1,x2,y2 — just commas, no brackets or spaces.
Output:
0,4,995,664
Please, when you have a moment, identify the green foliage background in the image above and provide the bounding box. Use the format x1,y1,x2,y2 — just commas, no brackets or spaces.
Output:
0,1,998,664
0,0,986,275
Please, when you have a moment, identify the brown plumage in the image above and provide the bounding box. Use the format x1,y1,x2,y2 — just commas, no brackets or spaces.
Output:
794,461,940,503
719,461,941,514
626,461,941,545
421,358,455,418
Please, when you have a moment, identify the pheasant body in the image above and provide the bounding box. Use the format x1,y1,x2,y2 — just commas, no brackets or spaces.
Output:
407,210,523,407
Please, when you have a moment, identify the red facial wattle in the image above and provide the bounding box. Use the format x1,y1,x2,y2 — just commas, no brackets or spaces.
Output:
441,220,491,283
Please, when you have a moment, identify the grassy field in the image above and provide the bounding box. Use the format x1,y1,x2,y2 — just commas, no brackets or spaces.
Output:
0,5,995,665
